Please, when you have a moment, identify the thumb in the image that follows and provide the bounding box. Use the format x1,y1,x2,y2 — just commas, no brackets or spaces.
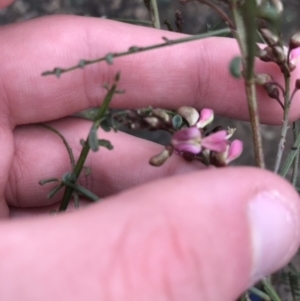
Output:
1,167,300,301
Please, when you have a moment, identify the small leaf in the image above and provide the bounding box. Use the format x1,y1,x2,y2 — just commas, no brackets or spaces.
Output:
88,125,99,151
115,71,121,82
84,166,91,176
64,181,99,202
54,68,61,78
229,56,241,78
172,114,183,129
39,177,59,185
105,53,114,65
98,139,113,150
80,139,86,147
78,59,86,68
47,184,63,199
128,46,139,52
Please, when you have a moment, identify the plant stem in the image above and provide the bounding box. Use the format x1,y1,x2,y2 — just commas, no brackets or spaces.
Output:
42,28,230,77
231,0,265,168
38,123,75,169
261,277,282,301
111,18,152,26
274,75,291,173
59,80,118,211
279,128,300,177
150,0,160,29
249,286,271,301
292,122,299,186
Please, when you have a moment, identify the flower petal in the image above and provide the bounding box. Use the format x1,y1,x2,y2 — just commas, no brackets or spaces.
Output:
196,108,214,128
201,130,227,152
171,127,201,154
226,139,243,163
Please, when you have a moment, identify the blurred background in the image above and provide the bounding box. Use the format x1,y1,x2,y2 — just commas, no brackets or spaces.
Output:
0,0,299,170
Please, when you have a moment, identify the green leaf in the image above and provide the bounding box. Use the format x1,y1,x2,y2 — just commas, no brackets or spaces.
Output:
88,125,99,151
172,114,183,129
98,139,113,150
229,56,242,78
54,68,61,78
128,46,139,52
100,119,111,132
78,59,86,68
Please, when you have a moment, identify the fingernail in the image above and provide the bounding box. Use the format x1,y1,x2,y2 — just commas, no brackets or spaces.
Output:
248,190,299,285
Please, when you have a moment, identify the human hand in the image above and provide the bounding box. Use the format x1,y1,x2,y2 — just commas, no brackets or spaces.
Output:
1,1,300,300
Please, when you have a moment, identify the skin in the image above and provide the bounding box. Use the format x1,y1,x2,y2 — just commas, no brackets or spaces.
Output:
1,0,300,300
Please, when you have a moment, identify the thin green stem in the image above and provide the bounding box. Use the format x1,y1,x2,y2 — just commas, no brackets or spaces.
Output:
38,123,75,169
59,80,118,211
279,129,300,177
274,75,291,173
261,277,282,301
249,286,271,301
111,18,152,26
150,0,160,29
42,28,230,77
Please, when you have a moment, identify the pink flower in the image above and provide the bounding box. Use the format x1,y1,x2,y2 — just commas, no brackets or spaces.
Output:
211,139,243,166
171,127,227,154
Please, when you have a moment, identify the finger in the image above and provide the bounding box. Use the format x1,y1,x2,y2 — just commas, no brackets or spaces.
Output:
1,16,299,127
0,0,13,8
6,118,203,208
1,167,299,301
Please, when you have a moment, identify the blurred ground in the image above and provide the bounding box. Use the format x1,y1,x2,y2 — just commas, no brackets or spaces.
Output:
1,0,299,173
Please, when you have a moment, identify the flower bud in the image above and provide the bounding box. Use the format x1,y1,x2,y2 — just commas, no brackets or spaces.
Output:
295,79,300,90
273,46,286,63
258,46,275,62
149,146,173,166
263,83,279,99
289,31,300,51
196,108,214,128
255,73,273,86
260,28,279,46
144,117,160,128
177,106,199,126
152,109,171,124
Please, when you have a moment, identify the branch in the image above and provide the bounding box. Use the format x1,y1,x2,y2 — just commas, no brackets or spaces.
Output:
42,28,230,77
